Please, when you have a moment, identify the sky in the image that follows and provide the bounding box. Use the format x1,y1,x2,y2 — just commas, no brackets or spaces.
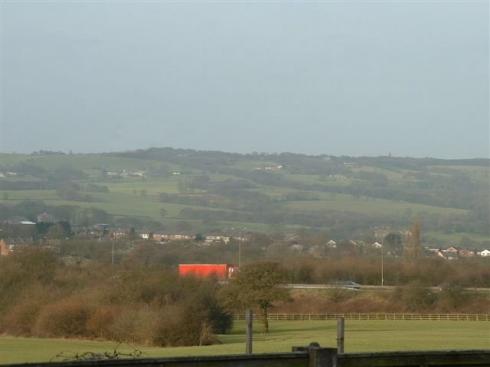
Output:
0,1,488,158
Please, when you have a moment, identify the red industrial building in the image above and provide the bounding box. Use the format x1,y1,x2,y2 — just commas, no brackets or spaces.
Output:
178,264,238,280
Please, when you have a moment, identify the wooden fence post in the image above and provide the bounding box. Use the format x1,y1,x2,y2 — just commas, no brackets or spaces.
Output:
308,344,338,367
245,309,253,355
337,317,345,354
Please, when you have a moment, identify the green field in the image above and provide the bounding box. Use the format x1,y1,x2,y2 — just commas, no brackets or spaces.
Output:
285,195,468,217
1,320,489,364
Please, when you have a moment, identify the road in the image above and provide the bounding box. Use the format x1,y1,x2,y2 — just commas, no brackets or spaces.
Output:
283,283,490,293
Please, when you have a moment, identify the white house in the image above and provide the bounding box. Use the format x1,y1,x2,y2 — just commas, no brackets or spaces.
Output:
327,240,337,248
478,249,490,257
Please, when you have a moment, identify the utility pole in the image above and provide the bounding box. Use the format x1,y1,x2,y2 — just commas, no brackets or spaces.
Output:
337,317,345,354
245,309,253,354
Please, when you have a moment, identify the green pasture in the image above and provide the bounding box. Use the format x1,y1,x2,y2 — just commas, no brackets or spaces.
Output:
1,320,488,364
0,190,59,201
105,177,181,195
348,166,412,182
430,164,490,178
285,173,353,187
0,153,30,166
285,194,467,217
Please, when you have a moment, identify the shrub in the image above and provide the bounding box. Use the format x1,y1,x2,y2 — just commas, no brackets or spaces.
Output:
86,306,120,339
392,282,437,311
109,306,161,345
34,299,93,337
2,298,42,335
152,304,204,346
437,284,469,311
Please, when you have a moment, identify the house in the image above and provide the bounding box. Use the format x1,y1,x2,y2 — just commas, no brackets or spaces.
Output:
443,246,459,254
371,241,383,249
290,244,304,252
478,249,490,257
37,212,55,223
129,170,145,177
428,248,446,259
160,234,192,241
0,239,11,256
458,249,475,258
111,230,128,240
441,246,459,260
152,233,164,241
205,235,231,244
255,165,283,171
327,240,337,248
20,220,36,225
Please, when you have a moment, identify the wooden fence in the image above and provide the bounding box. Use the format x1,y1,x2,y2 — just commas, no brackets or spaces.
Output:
6,345,490,367
234,313,490,321
338,349,490,367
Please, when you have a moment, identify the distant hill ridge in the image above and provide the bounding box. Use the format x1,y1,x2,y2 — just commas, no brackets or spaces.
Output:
0,147,488,247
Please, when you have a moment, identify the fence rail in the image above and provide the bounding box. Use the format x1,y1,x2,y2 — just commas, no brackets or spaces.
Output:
338,350,490,367
234,313,490,321
6,346,490,367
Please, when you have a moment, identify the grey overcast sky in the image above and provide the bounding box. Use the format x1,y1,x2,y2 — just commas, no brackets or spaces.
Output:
0,1,488,158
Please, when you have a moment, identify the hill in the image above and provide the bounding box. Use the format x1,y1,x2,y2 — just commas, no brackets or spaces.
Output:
0,148,488,247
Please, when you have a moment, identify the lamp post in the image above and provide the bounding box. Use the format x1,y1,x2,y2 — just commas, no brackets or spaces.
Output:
381,238,384,287
237,227,246,268
238,240,241,268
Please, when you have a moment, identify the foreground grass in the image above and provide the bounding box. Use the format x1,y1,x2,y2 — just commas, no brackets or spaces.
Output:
1,320,489,364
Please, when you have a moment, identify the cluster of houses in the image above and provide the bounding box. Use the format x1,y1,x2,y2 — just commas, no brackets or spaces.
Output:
0,171,17,178
428,247,490,260
290,237,490,260
254,164,283,171
104,169,146,178
139,232,247,245
1,214,489,260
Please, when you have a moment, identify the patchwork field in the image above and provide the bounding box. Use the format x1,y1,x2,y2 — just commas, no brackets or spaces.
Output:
1,320,489,364
0,150,488,245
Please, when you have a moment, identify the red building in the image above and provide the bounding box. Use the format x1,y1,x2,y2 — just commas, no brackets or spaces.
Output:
178,264,237,280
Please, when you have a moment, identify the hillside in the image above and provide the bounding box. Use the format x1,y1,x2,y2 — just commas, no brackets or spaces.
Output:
0,148,488,247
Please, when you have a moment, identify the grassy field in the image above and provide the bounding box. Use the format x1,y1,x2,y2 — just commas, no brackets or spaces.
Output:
285,194,468,217
1,320,489,364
